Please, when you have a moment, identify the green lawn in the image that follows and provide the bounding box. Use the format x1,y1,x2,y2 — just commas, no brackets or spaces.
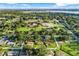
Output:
56,49,70,56
34,44,42,49
47,42,57,48
33,41,44,49
61,41,79,56
33,25,45,31
17,27,31,32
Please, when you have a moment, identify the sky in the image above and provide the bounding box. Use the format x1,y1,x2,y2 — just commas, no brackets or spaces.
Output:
0,3,79,9
0,3,57,9
0,0,79,3
0,0,79,9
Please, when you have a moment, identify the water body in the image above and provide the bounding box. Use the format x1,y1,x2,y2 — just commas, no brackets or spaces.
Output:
27,10,79,14
52,11,79,14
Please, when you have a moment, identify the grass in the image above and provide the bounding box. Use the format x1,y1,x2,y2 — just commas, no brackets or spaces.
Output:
54,35,60,38
33,41,44,49
67,42,79,54
34,44,42,49
61,41,79,56
47,42,57,48
17,27,31,32
17,25,45,32
56,49,70,56
0,46,10,52
33,25,45,31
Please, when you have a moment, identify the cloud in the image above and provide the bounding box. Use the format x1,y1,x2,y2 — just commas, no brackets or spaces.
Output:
0,3,79,9
56,3,67,6
0,0,79,3
0,3,32,9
